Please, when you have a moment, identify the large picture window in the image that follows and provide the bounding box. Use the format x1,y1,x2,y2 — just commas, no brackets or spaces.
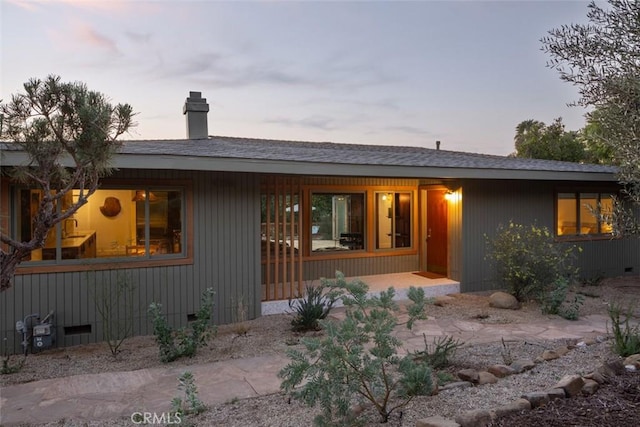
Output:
557,192,613,236
16,187,184,262
375,192,412,249
311,193,365,252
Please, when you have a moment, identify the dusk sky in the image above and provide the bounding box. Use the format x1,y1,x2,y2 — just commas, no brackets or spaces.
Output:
1,0,596,155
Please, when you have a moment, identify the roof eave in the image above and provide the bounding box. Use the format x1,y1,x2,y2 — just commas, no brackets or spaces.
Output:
114,154,617,182
1,151,618,182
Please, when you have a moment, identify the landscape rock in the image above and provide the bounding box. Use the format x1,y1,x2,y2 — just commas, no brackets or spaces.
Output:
454,409,492,427
582,378,599,395
489,292,519,310
546,387,566,400
553,374,585,397
477,371,498,385
521,391,550,408
541,350,560,361
592,360,625,383
457,369,479,383
554,345,571,356
487,364,516,378
440,381,473,392
623,353,640,369
433,295,456,307
415,415,461,427
492,398,531,418
587,371,607,384
510,358,535,373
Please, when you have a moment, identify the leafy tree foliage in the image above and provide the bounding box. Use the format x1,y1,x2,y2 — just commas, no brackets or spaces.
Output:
513,117,585,162
579,113,616,165
541,0,640,236
0,76,134,290
279,272,433,425
485,221,580,302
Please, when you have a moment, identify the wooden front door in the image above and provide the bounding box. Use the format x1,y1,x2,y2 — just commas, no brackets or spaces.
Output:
426,189,448,275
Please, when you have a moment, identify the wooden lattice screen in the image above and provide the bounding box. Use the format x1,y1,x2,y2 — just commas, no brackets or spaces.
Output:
261,176,303,301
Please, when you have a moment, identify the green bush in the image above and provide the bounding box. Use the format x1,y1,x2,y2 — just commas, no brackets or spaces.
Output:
289,279,343,332
171,371,206,418
608,302,640,357
1,338,25,375
539,277,584,320
149,288,216,363
486,221,580,302
412,334,464,370
279,273,434,425
558,294,584,320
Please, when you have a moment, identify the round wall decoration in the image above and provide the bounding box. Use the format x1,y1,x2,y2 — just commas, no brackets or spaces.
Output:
100,197,122,217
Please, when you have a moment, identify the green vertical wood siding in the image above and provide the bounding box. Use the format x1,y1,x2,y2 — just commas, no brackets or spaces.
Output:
460,179,639,292
1,169,261,353
301,254,420,281
3,171,637,354
447,187,463,282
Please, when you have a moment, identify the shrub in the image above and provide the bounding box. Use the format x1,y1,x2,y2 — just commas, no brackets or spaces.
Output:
412,334,464,370
92,271,137,358
171,371,206,418
288,279,342,332
1,338,26,375
539,278,584,320
608,302,640,357
486,221,580,302
540,277,569,315
149,288,216,363
279,273,434,425
500,337,513,365
231,295,250,337
558,294,584,320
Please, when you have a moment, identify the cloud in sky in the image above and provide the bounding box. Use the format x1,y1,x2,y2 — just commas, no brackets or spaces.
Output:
265,115,337,132
125,31,151,45
384,125,438,138
74,22,119,53
2,1,594,155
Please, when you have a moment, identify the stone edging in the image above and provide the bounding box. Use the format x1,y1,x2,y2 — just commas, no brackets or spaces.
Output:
415,338,640,427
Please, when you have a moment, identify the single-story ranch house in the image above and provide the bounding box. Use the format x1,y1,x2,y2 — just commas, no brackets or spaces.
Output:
1,92,638,351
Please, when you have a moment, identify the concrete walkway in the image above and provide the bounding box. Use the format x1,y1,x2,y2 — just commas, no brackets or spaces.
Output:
0,314,610,426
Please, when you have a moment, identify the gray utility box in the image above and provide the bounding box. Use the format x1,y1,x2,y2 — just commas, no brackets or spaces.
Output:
33,323,53,350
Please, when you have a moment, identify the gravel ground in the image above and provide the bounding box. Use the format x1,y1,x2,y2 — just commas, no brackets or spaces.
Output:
3,276,639,427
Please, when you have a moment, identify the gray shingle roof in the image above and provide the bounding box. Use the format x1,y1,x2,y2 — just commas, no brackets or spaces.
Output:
1,135,617,180
118,136,616,174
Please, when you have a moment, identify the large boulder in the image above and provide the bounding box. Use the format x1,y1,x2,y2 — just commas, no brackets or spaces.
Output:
489,292,519,310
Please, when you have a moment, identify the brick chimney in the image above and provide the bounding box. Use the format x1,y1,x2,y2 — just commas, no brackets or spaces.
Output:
183,91,209,139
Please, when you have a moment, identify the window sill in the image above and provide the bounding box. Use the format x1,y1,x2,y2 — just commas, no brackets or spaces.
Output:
15,256,193,275
555,234,617,242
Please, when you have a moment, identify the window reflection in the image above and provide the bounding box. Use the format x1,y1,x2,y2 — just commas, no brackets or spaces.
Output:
557,191,613,236
376,192,412,249
16,187,184,261
310,193,364,252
